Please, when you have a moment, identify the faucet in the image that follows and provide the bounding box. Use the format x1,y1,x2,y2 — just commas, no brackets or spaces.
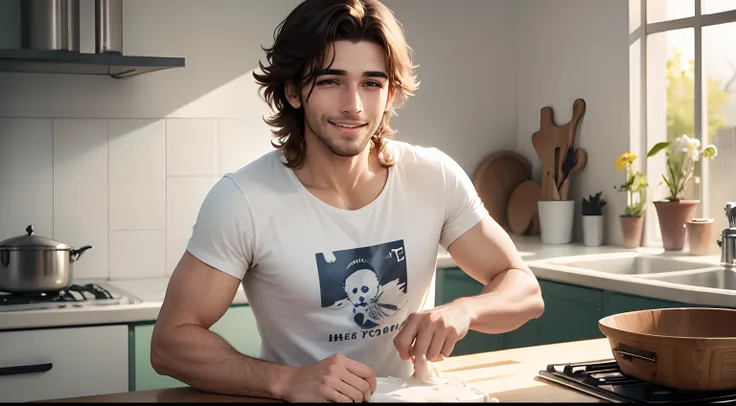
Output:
717,202,736,269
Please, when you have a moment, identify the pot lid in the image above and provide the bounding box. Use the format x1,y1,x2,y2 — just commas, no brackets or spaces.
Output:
0,225,71,249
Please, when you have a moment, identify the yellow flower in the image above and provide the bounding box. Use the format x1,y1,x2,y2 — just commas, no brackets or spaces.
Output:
616,152,637,170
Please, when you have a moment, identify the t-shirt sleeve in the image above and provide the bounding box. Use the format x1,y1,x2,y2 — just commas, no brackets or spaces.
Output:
435,149,490,249
186,176,254,280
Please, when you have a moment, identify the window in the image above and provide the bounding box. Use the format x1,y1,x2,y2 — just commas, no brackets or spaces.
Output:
630,0,736,247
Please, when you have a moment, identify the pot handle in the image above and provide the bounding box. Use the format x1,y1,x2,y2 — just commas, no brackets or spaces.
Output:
614,343,657,363
70,245,92,261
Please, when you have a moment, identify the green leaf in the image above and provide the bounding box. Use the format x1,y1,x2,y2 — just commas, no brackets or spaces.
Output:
647,141,670,157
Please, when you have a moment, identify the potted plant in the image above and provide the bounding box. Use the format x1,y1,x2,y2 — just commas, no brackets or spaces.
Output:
614,152,648,248
646,134,717,250
582,191,607,246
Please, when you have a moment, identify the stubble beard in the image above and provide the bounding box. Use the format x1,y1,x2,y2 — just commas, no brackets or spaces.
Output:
305,113,376,158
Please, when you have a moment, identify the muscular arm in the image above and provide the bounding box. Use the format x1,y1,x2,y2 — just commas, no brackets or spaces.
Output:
447,215,545,334
150,251,293,399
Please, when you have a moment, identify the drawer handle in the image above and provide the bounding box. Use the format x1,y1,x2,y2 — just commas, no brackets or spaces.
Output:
0,362,53,376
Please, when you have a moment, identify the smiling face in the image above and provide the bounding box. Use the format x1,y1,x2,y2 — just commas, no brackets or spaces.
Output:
344,268,380,306
286,40,394,158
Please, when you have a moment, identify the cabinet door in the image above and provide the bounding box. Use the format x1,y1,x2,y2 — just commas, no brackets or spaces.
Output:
134,305,261,391
602,291,689,317
0,325,128,402
435,268,504,355
504,280,605,349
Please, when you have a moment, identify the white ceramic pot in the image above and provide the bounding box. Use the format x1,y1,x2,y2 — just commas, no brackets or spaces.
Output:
582,215,604,247
538,200,575,244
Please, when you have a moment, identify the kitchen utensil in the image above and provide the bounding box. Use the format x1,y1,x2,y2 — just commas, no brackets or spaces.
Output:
559,148,587,192
0,225,92,293
532,107,565,199
544,171,560,201
556,99,586,185
507,180,542,235
599,307,736,391
558,178,570,201
472,151,531,232
21,0,80,51
95,0,123,54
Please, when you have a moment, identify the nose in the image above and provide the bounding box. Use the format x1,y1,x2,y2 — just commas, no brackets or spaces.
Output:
340,84,363,115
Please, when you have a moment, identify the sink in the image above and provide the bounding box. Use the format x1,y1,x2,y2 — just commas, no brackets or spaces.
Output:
649,268,736,290
549,255,714,275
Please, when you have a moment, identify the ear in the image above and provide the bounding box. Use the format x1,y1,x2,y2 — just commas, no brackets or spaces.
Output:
285,81,302,109
385,88,395,112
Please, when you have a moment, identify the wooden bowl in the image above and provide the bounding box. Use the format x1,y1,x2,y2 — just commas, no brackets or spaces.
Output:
598,307,736,391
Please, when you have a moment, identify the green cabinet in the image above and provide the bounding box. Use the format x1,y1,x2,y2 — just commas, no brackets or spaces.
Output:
602,291,688,316
435,267,504,356
504,280,605,349
132,305,261,391
435,267,720,355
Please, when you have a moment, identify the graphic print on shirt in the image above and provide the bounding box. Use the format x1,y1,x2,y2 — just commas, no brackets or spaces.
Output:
316,239,408,331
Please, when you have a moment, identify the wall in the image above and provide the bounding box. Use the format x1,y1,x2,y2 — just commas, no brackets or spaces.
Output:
0,0,519,280
515,0,630,245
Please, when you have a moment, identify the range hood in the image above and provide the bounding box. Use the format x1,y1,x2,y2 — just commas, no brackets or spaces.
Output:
0,49,185,79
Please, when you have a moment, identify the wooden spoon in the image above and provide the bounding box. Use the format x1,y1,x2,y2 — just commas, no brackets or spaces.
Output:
556,99,586,186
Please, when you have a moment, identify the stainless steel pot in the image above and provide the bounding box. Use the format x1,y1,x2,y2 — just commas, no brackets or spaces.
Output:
0,225,91,293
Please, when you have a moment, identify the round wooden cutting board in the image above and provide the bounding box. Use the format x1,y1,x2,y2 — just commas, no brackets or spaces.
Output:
473,151,532,232
507,180,542,235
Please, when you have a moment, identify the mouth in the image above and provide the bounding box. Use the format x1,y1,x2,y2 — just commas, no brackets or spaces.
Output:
329,121,368,133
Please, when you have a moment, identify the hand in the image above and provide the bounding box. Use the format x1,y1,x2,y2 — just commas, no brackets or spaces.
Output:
279,353,376,403
393,301,473,362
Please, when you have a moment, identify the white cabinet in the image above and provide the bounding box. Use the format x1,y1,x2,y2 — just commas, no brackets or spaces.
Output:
0,324,129,402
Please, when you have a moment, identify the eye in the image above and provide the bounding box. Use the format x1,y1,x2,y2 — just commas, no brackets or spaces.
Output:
352,287,358,294
364,81,383,88
316,79,337,86
361,286,369,293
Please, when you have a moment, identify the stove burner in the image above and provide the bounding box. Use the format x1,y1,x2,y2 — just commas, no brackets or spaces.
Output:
539,359,736,403
0,284,115,305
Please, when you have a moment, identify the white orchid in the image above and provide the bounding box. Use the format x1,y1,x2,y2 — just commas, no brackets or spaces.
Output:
646,134,718,200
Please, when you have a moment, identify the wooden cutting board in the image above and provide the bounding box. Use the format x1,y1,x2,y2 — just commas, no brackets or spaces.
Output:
473,151,532,232
507,180,542,235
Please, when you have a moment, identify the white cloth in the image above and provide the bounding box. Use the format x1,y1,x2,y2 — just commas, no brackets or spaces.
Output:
186,140,488,378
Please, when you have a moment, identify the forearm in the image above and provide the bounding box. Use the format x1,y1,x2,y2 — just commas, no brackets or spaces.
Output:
150,324,294,399
455,268,544,334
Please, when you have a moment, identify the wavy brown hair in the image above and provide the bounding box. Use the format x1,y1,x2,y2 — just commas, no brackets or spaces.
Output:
253,0,419,169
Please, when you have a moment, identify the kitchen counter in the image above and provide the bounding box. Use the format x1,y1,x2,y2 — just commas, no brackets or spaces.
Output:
0,237,736,331
40,337,614,403
2,235,732,331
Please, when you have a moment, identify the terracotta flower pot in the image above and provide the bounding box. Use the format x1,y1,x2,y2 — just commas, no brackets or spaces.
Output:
620,215,644,248
653,200,699,251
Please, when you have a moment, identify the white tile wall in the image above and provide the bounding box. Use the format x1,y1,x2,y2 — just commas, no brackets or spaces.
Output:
109,230,167,279
166,119,218,177
0,117,273,280
108,119,167,231
166,176,219,275
53,119,109,279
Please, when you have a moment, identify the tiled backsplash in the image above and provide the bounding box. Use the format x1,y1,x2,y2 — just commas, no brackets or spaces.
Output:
0,117,273,280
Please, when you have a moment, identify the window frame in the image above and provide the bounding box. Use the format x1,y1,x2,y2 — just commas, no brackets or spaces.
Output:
631,0,736,247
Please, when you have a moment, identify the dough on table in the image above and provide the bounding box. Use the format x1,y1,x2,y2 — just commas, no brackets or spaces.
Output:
370,376,499,403
370,355,499,403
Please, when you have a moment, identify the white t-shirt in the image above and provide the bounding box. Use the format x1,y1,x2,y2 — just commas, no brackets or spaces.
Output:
186,140,488,378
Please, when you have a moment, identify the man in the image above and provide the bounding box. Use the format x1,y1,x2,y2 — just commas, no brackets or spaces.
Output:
150,0,544,402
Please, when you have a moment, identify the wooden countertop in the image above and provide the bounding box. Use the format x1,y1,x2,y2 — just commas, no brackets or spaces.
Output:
42,338,615,403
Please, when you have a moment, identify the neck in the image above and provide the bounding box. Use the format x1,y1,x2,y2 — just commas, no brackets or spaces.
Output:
296,134,380,196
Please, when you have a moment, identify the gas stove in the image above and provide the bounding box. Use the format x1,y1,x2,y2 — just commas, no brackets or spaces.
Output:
538,359,736,403
0,283,142,312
